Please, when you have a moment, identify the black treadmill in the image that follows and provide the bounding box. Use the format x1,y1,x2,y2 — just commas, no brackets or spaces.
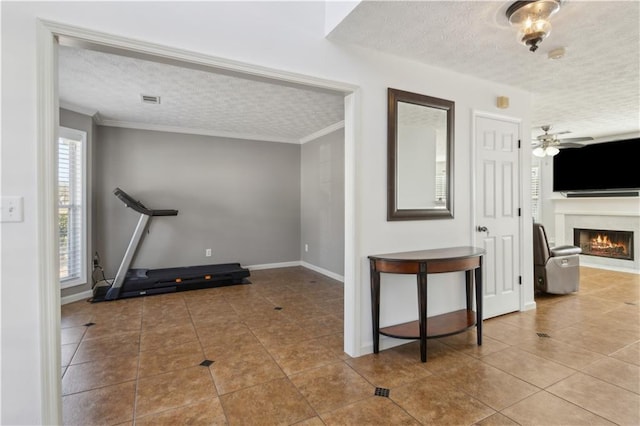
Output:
91,188,250,302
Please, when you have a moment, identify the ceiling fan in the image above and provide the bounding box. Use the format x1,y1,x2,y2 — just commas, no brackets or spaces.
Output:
532,125,594,157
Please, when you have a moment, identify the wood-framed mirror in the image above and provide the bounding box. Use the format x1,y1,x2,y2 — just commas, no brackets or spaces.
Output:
387,88,454,220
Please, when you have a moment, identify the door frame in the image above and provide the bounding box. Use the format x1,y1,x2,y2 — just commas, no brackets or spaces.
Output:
37,19,360,424
470,110,526,315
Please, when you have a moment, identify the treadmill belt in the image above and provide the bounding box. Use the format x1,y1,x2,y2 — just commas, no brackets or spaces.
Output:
123,263,250,292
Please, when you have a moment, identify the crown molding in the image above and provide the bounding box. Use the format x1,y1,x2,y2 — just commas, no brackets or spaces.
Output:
59,101,98,118
299,120,345,144
98,119,300,144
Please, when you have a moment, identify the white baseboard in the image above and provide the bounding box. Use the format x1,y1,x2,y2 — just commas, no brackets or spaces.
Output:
61,290,92,305
246,260,344,282
246,261,302,271
360,335,416,356
523,301,537,311
300,261,344,282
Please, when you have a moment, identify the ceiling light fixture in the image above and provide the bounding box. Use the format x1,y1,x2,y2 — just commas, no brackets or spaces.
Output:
533,142,560,157
506,0,561,52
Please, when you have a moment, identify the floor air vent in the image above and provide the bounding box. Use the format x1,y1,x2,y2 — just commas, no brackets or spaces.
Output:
374,387,390,397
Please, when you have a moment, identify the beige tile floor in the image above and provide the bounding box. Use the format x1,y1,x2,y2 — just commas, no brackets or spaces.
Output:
61,266,640,425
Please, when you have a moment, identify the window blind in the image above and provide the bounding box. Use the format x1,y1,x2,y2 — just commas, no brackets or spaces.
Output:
531,166,540,223
58,133,84,283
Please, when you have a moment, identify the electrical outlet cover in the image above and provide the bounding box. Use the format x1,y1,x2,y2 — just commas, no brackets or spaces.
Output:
1,196,24,222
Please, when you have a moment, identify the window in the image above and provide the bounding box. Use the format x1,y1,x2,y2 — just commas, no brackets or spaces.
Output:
435,170,447,205
58,127,87,287
531,165,540,223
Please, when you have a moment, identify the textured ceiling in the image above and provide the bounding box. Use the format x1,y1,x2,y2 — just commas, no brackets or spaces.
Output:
329,0,640,142
58,45,346,144
58,1,640,144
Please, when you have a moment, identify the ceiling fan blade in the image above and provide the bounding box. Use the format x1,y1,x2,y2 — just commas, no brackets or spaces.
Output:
558,142,587,148
558,136,594,143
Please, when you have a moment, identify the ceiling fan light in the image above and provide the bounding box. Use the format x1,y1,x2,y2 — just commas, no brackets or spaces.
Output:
533,147,546,157
545,146,560,156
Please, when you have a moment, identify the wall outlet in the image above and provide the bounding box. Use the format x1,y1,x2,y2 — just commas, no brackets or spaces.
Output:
205,248,212,257
304,244,309,252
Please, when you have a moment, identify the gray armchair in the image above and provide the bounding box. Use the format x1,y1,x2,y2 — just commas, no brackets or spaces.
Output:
533,223,582,294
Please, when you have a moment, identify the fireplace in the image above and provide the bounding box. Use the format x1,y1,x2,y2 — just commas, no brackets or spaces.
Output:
574,228,634,261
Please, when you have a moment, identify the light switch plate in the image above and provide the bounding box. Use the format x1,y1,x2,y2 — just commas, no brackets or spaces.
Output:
1,196,24,222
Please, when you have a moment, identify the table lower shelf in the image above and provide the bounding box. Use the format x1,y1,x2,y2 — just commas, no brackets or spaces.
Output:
379,309,476,339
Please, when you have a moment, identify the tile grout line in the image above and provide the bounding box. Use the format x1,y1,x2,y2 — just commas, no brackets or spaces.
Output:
131,300,145,426
59,267,638,425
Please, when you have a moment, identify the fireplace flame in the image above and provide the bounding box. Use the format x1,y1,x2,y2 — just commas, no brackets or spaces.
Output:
590,234,627,254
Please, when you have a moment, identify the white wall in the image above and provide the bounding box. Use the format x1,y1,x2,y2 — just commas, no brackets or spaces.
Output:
301,128,345,277
0,2,533,424
538,155,558,239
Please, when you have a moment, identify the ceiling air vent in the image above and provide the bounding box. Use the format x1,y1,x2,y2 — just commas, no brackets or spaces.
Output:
141,94,161,105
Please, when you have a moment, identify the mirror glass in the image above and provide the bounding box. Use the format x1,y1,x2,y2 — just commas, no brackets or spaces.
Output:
388,88,454,220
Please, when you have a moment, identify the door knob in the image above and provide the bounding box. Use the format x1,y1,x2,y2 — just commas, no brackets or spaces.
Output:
477,226,488,233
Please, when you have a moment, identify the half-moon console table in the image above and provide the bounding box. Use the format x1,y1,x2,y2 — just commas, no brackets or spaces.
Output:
368,246,485,362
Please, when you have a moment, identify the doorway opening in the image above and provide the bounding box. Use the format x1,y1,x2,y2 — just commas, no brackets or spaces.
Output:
39,21,358,424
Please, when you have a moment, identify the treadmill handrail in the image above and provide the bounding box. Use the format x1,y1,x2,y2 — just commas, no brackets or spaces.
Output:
114,188,178,216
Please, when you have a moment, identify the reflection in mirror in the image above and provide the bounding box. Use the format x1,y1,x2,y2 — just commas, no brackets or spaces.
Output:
397,102,447,209
388,88,454,220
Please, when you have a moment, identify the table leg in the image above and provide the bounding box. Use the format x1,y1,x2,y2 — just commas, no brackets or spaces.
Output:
417,263,428,362
475,261,483,346
370,260,381,354
465,270,472,311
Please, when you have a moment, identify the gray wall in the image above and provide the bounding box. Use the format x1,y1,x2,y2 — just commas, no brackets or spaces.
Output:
94,127,301,277
301,129,345,275
59,108,96,299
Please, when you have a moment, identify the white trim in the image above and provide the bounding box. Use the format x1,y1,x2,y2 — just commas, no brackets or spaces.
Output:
37,20,62,425
554,209,639,217
44,19,358,94
61,290,93,305
299,120,345,144
98,118,348,146
97,119,301,145
343,91,359,357
300,261,344,282
38,20,360,422
246,261,302,271
360,335,418,355
523,301,537,311
59,101,98,118
246,260,346,283
60,279,87,290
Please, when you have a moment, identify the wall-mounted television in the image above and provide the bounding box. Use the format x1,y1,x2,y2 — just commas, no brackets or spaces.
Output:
553,138,640,193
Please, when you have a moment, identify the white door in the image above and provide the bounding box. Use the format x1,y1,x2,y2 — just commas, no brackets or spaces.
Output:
474,114,521,319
